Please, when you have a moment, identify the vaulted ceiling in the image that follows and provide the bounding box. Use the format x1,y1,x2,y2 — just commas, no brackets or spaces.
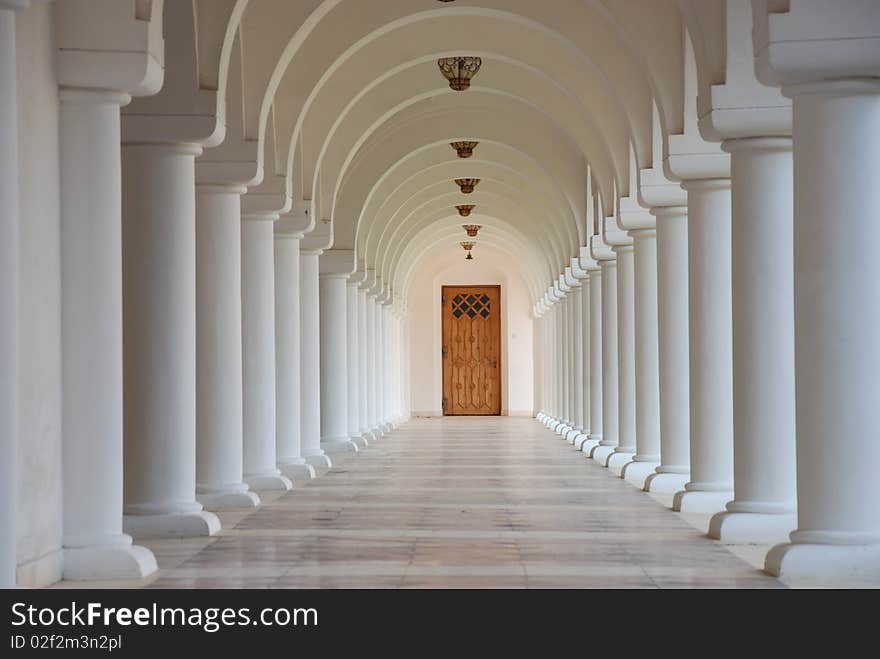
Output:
152,0,735,307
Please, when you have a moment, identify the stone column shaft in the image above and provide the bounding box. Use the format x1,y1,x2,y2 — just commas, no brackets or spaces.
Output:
710,138,797,543
645,207,691,494
194,185,259,508
766,80,880,579
300,249,331,467
609,245,636,474
593,261,619,465
622,229,661,487
121,142,220,538
674,180,734,513
274,234,315,481
319,274,357,453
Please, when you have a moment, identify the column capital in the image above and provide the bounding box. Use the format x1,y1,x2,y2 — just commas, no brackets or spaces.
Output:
721,136,792,156
651,205,688,222
563,267,580,289
681,0,791,142
570,256,589,280
578,245,600,273
681,178,731,194
55,0,164,98
274,213,308,240
557,274,572,295
319,249,355,277
753,0,880,90
195,183,248,197
121,1,224,148
589,234,615,262
242,211,279,224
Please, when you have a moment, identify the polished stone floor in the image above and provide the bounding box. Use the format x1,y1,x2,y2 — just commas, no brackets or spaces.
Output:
55,417,787,589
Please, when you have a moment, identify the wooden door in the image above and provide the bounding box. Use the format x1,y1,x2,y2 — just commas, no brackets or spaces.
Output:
442,285,502,415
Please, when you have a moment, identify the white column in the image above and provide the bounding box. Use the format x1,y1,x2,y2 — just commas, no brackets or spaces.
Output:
370,297,384,434
536,312,547,421
621,229,661,487
557,294,570,433
379,304,390,429
300,248,332,467
566,286,585,442
346,283,366,446
364,297,380,433
766,80,880,579
645,208,691,493
709,138,796,544
241,215,292,491
582,271,603,453
0,1,25,586
593,260,619,465
319,273,357,453
543,305,552,424
274,233,316,481
673,180,734,513
553,299,564,428
121,143,220,538
385,305,397,427
573,278,592,447
58,93,158,579
357,288,374,440
194,185,259,508
608,245,636,474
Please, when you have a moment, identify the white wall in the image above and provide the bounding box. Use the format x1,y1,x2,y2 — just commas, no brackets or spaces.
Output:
407,244,535,417
15,3,63,586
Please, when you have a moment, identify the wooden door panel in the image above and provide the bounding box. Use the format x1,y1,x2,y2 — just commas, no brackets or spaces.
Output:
442,286,501,415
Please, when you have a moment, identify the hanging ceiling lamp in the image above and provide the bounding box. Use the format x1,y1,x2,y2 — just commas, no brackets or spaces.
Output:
456,204,476,217
437,56,482,91
462,224,482,238
455,178,480,194
460,241,476,261
450,141,479,158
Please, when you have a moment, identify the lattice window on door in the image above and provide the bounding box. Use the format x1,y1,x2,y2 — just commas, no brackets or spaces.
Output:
451,293,492,319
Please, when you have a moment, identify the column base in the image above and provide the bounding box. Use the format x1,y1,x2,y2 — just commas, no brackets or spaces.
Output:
591,444,617,466
361,430,377,443
351,434,369,448
572,433,590,449
381,421,393,433
620,460,659,488
321,439,359,454
536,413,547,422
565,428,582,443
644,470,690,494
557,424,572,436
548,420,561,431
62,536,158,581
279,461,317,481
245,472,293,492
304,452,333,469
765,541,880,582
580,434,601,454
607,450,635,476
197,487,261,510
371,425,386,438
708,510,797,545
123,510,221,539
672,487,733,514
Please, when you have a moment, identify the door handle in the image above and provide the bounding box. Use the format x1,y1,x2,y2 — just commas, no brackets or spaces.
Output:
491,359,498,368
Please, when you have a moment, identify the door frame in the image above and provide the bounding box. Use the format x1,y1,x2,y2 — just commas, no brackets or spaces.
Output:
441,284,502,416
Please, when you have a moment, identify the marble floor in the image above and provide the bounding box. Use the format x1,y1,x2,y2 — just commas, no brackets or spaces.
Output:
54,417,789,589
